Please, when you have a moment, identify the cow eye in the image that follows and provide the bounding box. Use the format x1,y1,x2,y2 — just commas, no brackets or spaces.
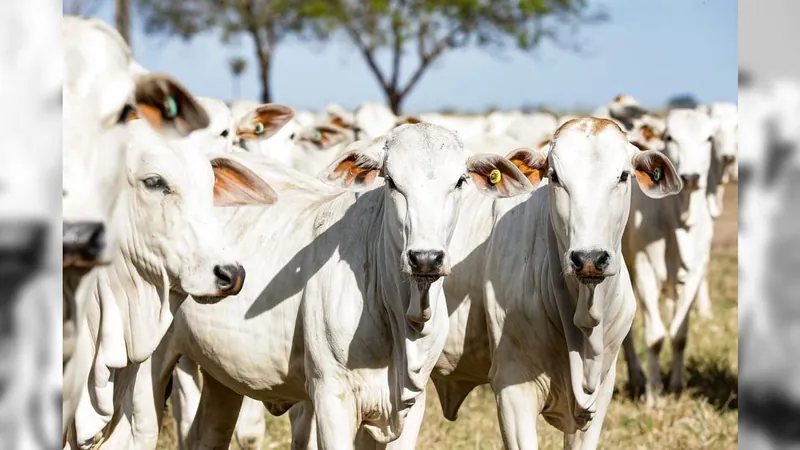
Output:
220,129,229,138
619,170,630,183
118,104,137,123
455,175,468,190
385,176,397,190
664,135,673,142
142,176,170,193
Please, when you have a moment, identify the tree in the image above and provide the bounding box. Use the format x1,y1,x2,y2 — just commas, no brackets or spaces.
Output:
667,94,700,110
311,0,607,114
116,0,133,47
229,57,248,99
136,0,307,103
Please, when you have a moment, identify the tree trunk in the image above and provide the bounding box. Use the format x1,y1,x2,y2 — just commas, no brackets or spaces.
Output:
386,89,404,115
256,53,272,103
114,0,131,48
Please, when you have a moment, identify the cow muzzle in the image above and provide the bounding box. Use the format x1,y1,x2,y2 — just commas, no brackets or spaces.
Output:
213,263,246,296
568,248,615,285
679,173,701,190
63,221,106,270
405,249,448,280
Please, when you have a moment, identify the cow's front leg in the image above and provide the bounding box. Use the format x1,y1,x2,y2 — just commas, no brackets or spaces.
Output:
310,378,358,450
490,359,540,450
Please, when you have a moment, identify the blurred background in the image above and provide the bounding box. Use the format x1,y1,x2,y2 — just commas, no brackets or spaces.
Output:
739,1,800,449
57,1,738,449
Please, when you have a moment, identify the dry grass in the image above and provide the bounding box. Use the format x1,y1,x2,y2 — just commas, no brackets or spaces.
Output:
158,187,739,450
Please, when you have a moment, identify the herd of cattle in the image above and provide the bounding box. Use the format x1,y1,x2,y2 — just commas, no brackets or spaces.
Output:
61,15,739,450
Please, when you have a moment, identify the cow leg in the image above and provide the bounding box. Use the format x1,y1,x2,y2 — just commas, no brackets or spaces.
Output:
289,401,318,450
186,370,243,450
621,327,645,399
379,388,427,450
695,272,713,320
668,262,707,394
491,361,540,450
171,356,203,450
234,397,267,450
562,360,618,450
632,255,666,406
310,379,358,449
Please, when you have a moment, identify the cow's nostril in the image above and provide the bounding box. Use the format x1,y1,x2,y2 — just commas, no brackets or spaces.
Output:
570,251,585,270
594,251,610,270
214,264,245,295
407,250,445,275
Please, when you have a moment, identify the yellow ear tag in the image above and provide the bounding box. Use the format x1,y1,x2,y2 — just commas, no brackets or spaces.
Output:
489,169,502,184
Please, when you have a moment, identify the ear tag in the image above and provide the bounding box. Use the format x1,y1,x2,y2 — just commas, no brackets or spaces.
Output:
653,167,662,182
164,96,178,119
255,122,265,135
489,169,502,185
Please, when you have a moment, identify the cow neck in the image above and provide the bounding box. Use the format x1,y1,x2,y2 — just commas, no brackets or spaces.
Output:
374,195,446,436
107,218,178,366
544,206,621,423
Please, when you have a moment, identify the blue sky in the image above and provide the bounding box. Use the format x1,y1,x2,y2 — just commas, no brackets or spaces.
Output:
89,0,736,113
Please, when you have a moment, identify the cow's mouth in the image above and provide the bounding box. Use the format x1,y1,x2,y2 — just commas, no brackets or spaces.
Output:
575,275,607,286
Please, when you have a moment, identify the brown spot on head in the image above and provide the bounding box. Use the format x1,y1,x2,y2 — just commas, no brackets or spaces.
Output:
553,117,623,140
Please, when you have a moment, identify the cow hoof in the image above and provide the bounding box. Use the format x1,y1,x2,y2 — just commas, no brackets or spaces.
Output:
626,369,647,399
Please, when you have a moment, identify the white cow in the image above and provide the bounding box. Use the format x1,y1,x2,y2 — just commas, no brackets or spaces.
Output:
66,118,280,449
432,118,681,449
62,15,209,439
149,124,532,449
622,108,719,405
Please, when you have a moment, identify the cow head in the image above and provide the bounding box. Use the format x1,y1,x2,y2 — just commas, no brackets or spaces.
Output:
63,17,209,276
323,124,532,323
120,120,277,300
507,118,682,286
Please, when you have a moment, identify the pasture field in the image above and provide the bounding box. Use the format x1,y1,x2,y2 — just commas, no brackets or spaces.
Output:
158,186,739,450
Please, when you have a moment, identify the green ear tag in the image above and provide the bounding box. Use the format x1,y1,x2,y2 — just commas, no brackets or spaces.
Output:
164,96,178,119
489,169,502,184
312,130,322,141
255,122,265,135
653,167,662,182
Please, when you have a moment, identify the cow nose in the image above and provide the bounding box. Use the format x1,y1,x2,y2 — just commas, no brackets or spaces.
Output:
680,173,700,187
63,221,105,267
569,250,611,275
407,250,445,275
214,264,246,295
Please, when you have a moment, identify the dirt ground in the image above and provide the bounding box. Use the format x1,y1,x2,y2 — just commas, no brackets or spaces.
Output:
157,185,739,450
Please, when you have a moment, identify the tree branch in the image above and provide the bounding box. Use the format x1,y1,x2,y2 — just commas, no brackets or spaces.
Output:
400,25,463,98
389,7,403,92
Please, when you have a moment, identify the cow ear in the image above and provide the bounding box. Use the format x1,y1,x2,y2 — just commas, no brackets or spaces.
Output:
308,125,349,148
630,145,683,198
133,73,210,137
505,147,549,189
237,104,295,141
211,157,278,206
322,138,386,189
467,152,534,198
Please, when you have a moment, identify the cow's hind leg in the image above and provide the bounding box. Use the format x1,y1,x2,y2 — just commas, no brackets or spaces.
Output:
289,401,318,450
186,370,243,450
